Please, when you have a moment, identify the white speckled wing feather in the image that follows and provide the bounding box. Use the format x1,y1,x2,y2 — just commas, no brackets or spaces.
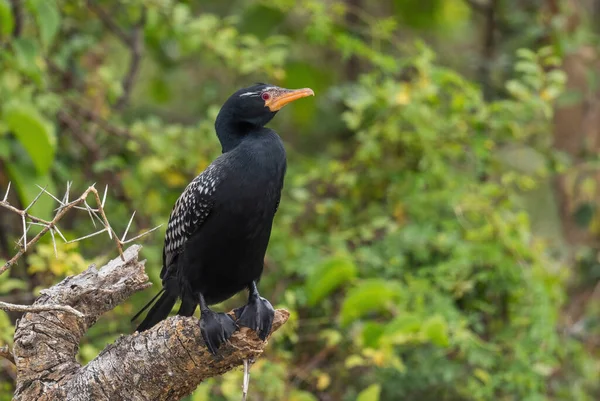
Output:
162,164,221,275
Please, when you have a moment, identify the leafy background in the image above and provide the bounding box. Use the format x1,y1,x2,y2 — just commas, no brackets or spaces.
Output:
1,0,600,400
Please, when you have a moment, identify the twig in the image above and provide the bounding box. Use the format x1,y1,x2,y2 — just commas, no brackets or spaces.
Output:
86,0,130,43
0,345,15,365
115,9,146,110
0,300,85,318
58,110,101,157
9,0,23,37
64,98,135,140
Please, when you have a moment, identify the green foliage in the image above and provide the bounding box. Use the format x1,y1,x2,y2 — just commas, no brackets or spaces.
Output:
305,255,357,306
357,384,381,401
1,1,599,401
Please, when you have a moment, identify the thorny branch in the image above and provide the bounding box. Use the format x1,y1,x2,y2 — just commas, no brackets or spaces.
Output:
0,181,161,284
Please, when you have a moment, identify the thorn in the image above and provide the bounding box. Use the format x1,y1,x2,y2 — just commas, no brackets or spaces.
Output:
63,181,72,205
83,201,97,228
53,225,67,242
102,185,108,208
2,182,10,202
122,211,136,242
66,227,108,244
21,215,27,251
24,185,47,212
121,224,163,244
36,184,65,206
49,227,58,258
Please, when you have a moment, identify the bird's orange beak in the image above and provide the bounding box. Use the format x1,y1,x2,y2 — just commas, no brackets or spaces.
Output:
265,88,315,112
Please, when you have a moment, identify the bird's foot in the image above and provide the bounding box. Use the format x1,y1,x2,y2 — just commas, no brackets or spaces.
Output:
199,310,238,355
234,296,275,341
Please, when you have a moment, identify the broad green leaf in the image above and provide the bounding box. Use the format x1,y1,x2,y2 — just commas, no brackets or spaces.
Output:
306,255,357,306
0,0,14,38
357,384,381,401
3,101,56,174
340,279,402,327
27,0,61,49
422,315,449,347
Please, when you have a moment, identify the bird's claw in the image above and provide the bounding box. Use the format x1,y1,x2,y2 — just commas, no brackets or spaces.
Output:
199,310,238,355
234,296,275,341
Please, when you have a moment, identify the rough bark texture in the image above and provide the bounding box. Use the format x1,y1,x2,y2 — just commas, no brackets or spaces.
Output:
11,245,289,400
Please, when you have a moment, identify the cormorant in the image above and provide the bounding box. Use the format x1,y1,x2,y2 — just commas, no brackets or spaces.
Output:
133,84,314,354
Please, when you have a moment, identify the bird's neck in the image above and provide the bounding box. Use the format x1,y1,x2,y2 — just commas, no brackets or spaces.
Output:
215,111,255,153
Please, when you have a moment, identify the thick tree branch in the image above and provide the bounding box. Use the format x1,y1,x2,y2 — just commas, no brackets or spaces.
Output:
11,245,289,400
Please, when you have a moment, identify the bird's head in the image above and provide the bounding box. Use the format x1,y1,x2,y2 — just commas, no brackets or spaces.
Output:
220,83,315,128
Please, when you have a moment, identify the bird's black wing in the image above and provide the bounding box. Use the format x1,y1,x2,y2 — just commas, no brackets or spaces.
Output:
160,163,222,280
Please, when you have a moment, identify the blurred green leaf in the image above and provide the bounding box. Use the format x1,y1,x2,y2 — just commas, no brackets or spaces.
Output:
340,279,402,327
11,38,40,76
3,101,56,174
422,315,449,347
306,255,357,306
356,384,381,401
573,203,595,229
0,0,14,38
289,390,319,401
27,0,60,49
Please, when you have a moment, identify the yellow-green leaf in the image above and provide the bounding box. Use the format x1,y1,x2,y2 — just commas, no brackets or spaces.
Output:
289,390,318,401
0,0,14,38
357,384,381,401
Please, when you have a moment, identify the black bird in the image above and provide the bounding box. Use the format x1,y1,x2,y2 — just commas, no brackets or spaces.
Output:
133,84,314,354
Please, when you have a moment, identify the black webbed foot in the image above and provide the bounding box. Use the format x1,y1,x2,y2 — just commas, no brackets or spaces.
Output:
234,296,275,341
199,310,238,355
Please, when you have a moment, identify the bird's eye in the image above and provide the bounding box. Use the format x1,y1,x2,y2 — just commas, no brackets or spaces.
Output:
261,92,271,101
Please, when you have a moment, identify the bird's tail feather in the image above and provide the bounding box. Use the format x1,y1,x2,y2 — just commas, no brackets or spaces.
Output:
131,289,164,323
134,290,177,332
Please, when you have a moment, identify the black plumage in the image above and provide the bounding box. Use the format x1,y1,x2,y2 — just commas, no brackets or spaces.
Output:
133,84,314,354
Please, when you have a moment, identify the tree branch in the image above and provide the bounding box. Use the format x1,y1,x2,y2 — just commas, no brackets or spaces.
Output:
0,300,84,318
0,345,15,365
115,10,145,110
10,245,289,401
9,0,23,37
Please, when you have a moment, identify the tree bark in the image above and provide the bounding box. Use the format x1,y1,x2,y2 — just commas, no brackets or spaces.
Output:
10,245,289,400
